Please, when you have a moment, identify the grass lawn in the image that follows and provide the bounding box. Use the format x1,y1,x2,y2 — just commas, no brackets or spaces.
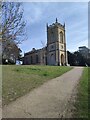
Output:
2,65,72,106
74,67,89,118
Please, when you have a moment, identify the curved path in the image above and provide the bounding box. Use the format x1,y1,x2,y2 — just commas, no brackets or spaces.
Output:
3,67,83,118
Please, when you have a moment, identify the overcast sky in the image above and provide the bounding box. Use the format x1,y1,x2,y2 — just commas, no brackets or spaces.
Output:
19,2,88,54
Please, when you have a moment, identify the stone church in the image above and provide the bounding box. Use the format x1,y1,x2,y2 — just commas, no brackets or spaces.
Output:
23,18,68,66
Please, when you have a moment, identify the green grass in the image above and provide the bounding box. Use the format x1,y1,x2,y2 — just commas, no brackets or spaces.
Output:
74,67,89,118
2,65,72,106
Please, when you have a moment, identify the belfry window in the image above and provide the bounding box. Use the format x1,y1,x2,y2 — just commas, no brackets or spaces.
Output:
51,31,54,42
60,32,63,43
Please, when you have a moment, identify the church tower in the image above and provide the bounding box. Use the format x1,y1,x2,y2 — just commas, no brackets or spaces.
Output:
47,18,67,66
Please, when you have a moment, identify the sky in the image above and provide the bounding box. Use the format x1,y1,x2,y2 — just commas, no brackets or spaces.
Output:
19,2,88,55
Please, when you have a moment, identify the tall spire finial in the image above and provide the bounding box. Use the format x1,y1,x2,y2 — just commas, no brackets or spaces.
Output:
46,23,48,29
56,18,58,23
64,22,65,27
47,23,48,27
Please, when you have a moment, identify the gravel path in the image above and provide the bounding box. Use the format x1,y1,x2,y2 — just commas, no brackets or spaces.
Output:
2,67,83,118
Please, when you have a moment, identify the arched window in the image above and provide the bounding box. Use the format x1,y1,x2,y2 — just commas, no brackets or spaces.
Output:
60,32,63,43
31,56,33,64
51,31,54,42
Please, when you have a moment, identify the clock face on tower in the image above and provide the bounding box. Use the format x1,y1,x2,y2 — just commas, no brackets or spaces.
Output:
61,45,63,50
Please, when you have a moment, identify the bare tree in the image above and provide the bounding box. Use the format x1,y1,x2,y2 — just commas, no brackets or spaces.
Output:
0,2,26,64
41,40,46,48
0,2,2,64
40,40,47,65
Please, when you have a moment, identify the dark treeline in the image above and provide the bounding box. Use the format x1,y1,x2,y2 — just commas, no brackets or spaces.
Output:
67,51,90,66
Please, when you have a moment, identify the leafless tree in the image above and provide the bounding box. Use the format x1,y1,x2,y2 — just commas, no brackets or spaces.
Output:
0,2,26,64
41,40,46,48
40,40,47,64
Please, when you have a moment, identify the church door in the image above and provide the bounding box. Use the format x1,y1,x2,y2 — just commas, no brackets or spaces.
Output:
61,54,64,66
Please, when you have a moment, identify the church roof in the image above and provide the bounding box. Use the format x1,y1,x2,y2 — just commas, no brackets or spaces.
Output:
24,47,47,56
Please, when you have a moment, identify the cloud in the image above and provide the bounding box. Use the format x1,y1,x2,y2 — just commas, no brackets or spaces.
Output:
23,2,50,24
5,0,89,3
23,4,40,24
67,39,88,52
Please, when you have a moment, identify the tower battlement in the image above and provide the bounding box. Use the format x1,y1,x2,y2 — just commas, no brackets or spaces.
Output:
47,18,65,29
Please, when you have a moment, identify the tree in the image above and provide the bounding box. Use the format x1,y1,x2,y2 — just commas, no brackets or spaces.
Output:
0,2,2,64
67,51,87,66
41,40,47,65
0,2,26,64
74,51,86,66
67,51,76,66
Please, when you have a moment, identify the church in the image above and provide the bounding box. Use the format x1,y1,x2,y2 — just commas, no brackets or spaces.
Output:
23,18,68,66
